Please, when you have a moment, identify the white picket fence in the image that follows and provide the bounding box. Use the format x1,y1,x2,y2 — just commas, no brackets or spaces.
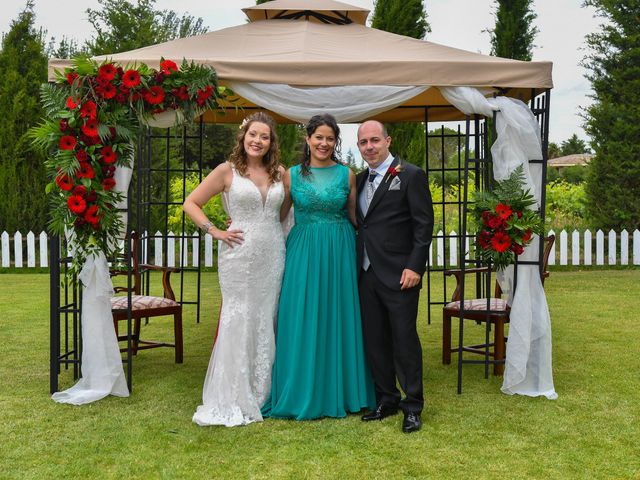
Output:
2,229,640,269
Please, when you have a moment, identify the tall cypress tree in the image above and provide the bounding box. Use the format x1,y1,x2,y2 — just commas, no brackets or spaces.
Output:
488,0,539,61
0,1,48,233
582,0,640,229
371,0,430,167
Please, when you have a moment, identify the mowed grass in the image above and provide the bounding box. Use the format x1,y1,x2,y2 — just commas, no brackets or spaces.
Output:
0,269,639,479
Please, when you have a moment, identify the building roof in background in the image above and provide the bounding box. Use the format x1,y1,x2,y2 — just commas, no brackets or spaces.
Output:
548,153,593,168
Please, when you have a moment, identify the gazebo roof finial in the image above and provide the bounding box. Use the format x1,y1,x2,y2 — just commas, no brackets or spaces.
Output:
242,0,370,25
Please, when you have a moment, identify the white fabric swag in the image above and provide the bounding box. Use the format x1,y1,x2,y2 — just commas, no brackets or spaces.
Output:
51,251,129,405
226,82,429,124
440,86,557,400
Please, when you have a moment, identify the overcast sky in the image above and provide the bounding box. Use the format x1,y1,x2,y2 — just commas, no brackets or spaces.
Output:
2,0,602,152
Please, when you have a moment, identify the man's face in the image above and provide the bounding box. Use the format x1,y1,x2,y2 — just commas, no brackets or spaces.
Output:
357,121,391,169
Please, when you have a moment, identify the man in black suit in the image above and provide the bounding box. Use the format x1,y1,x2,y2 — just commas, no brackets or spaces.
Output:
356,120,434,433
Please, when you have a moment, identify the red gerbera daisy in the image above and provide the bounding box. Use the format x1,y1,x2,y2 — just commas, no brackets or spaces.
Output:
495,203,512,220
84,205,100,226
122,69,141,88
478,230,492,249
80,100,97,119
98,63,117,81
101,146,117,164
66,96,79,109
101,177,116,191
81,119,99,138
491,231,512,253
75,149,88,162
100,83,117,99
55,173,73,191
66,72,79,85
196,86,213,106
160,59,178,74
72,185,87,197
59,135,77,150
86,190,97,202
511,243,524,255
67,195,87,215
143,86,165,105
488,215,504,230
76,162,95,179
171,86,190,101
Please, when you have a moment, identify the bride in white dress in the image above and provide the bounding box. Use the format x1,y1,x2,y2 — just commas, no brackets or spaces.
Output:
183,113,285,426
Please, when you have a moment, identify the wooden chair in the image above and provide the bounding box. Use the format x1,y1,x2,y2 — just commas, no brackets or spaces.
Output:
110,233,183,363
442,235,555,375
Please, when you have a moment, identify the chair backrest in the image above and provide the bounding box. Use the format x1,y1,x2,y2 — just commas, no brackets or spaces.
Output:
541,234,555,286
493,234,555,297
110,232,141,295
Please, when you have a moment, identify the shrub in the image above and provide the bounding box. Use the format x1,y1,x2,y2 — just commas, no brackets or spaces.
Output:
167,173,227,234
545,180,588,231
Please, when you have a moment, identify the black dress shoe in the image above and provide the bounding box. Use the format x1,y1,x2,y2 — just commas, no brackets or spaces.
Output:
402,412,422,433
361,404,399,421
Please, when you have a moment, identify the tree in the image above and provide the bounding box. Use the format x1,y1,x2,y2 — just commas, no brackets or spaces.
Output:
560,134,589,155
547,142,561,159
276,123,305,168
487,0,539,61
46,36,82,58
371,0,430,167
582,0,640,230
0,1,48,233
370,0,430,39
427,126,464,186
85,0,208,55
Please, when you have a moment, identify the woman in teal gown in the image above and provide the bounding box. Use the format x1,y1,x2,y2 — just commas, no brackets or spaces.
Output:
262,114,376,420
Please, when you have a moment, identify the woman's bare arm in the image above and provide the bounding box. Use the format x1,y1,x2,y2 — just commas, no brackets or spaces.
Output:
183,163,244,248
279,168,293,222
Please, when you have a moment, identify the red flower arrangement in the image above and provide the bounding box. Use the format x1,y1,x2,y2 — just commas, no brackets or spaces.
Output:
30,56,231,276
471,166,544,270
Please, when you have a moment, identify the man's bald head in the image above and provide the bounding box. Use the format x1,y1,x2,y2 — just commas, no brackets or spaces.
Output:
357,120,392,169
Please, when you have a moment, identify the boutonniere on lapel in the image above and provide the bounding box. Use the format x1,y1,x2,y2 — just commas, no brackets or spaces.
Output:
386,161,403,190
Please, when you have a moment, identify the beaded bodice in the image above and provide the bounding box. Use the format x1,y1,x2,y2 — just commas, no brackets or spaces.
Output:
290,164,350,225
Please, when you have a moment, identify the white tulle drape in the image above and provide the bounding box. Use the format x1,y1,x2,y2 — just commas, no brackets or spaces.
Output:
53,164,133,405
226,82,429,123
439,86,557,400
51,252,129,404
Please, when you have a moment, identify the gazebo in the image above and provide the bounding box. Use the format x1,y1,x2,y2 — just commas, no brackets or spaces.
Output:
49,0,554,397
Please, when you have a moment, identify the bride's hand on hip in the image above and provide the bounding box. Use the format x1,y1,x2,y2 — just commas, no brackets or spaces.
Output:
212,228,244,248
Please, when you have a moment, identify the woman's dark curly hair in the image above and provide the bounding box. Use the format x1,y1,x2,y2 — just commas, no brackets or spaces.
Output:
228,112,281,183
300,113,342,176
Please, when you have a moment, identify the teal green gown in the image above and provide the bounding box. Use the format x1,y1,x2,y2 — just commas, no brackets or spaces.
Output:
262,163,376,420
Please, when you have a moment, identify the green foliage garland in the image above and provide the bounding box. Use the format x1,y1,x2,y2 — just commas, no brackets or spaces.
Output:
29,57,232,276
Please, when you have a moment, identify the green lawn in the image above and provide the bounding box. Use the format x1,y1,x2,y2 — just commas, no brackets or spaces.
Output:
1,270,639,479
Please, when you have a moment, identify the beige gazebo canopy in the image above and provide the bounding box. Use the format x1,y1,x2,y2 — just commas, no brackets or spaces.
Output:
47,0,553,123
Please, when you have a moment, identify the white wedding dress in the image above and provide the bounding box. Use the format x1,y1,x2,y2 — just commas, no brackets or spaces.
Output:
193,166,285,427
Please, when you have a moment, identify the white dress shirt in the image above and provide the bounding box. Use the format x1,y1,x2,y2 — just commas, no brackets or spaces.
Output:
359,154,394,216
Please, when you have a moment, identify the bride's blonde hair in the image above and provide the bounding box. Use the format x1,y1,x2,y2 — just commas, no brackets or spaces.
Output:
228,112,281,183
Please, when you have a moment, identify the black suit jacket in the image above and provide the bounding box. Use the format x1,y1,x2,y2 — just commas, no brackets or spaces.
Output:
356,158,434,291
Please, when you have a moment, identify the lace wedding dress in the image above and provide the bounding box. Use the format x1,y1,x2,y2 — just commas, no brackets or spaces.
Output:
193,165,285,427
